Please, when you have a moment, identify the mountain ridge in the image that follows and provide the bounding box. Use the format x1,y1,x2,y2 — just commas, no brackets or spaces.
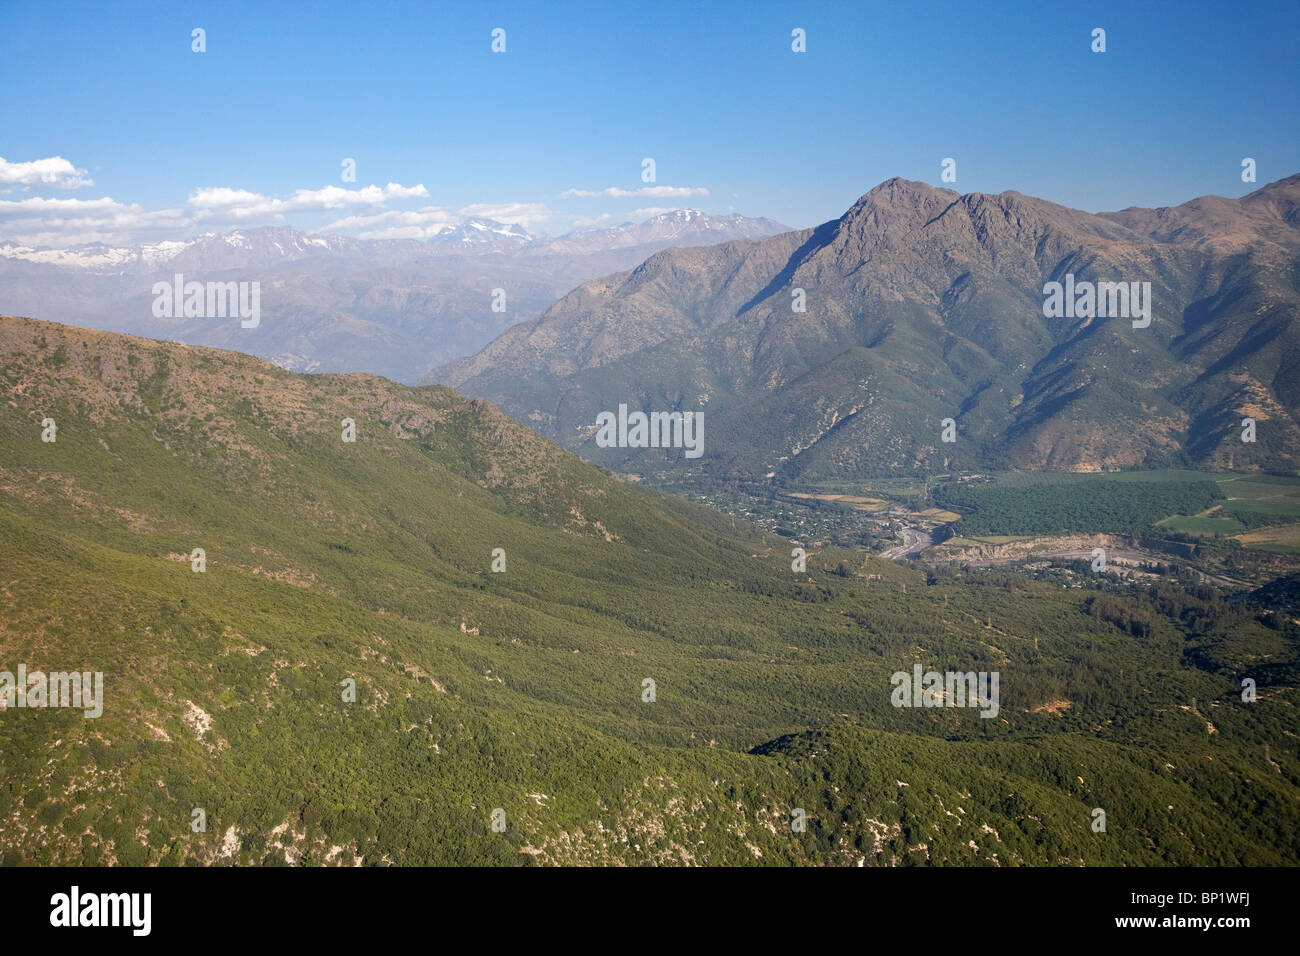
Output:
434,175,1300,479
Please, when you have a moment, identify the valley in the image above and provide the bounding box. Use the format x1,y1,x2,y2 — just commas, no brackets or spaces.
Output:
3,0,1298,904
2,315,1297,866
663,469,1300,595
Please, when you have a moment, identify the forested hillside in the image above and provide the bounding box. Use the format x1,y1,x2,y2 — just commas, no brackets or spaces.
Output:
2,316,1297,865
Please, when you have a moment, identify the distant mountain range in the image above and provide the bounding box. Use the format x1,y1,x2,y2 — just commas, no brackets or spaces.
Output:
435,175,1300,479
0,210,788,383
0,211,788,274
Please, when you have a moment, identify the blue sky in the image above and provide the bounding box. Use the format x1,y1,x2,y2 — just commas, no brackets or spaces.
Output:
2,0,1297,247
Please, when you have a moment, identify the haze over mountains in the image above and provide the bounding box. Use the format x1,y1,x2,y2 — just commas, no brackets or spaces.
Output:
436,175,1300,480
0,210,787,384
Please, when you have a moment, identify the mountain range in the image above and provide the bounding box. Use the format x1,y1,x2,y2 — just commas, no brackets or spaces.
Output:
435,175,1300,480
0,210,788,384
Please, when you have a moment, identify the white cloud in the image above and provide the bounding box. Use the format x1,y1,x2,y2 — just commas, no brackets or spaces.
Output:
188,182,428,220
356,225,451,240
0,161,585,248
0,180,432,247
569,213,612,228
321,200,555,238
457,202,551,227
0,195,189,246
0,156,93,189
560,185,709,199
320,205,456,240
0,196,125,216
332,201,556,239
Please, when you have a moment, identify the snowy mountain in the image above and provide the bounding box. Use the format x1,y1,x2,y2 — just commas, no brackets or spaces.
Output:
535,209,789,256
0,211,784,273
0,213,790,382
428,217,536,247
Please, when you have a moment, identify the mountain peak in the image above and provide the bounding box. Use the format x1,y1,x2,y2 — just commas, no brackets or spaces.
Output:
832,178,963,251
429,218,537,245
845,177,960,217
439,174,1300,478
868,175,942,193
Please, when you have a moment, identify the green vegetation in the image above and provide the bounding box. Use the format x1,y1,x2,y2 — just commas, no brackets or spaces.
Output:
1157,514,1243,536
931,470,1300,544
935,473,1225,537
1,317,1298,866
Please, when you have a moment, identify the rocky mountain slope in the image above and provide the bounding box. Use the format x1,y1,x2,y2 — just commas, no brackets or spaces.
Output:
436,176,1300,479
